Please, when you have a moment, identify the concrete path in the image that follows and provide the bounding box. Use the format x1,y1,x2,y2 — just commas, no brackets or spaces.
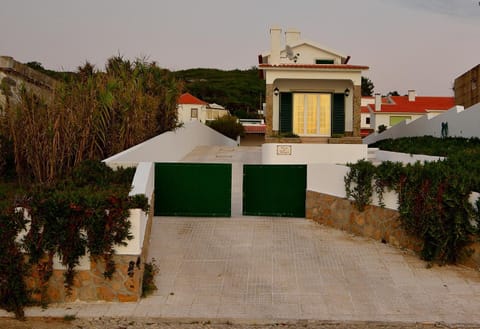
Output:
9,216,480,325
142,216,480,324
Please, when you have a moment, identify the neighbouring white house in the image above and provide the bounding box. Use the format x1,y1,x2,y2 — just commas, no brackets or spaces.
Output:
258,27,369,143
177,92,229,124
366,90,455,133
360,96,375,137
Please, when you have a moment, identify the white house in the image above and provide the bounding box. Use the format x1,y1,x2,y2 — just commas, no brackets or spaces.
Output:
258,27,369,143
361,96,375,137
177,92,228,124
367,91,455,132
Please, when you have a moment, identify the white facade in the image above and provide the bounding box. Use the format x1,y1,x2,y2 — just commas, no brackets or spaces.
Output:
178,103,208,124
372,113,424,130
363,103,480,145
262,143,367,165
260,27,368,139
178,103,229,124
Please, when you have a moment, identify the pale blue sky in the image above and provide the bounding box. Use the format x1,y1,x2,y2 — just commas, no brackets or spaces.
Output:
1,0,479,96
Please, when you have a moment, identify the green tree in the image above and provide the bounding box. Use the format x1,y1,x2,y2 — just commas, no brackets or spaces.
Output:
174,68,264,114
206,116,244,140
361,76,375,96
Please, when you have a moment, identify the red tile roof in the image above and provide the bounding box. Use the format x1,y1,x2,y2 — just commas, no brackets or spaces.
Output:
259,64,369,70
243,125,266,134
361,106,370,114
361,128,374,137
178,92,208,105
367,96,455,114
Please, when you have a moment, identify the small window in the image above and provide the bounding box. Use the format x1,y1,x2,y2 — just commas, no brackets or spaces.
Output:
191,108,198,118
315,59,334,64
472,78,477,90
366,117,371,124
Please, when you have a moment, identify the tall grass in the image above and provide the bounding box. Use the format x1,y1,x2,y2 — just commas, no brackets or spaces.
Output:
2,56,182,184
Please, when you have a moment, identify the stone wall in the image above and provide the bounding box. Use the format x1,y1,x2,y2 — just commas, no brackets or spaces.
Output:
0,56,57,108
306,190,480,270
26,201,154,303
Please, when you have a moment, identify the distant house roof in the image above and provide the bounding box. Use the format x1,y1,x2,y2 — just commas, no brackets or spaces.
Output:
367,96,455,114
178,92,208,105
361,106,370,114
243,125,266,134
208,103,226,110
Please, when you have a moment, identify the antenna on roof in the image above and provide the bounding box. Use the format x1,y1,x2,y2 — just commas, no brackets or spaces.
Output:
285,45,300,63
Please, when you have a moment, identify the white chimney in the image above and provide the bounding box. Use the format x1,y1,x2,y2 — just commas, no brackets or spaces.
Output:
285,28,301,46
270,26,282,65
375,93,382,111
408,90,416,102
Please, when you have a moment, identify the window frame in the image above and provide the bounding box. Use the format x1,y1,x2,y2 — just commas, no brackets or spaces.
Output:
315,59,335,65
191,108,198,119
292,92,332,137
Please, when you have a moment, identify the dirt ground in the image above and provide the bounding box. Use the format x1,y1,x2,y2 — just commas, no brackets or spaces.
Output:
0,317,74,329
1,318,479,329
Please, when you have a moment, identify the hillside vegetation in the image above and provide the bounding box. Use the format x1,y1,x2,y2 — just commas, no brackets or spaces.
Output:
174,68,264,116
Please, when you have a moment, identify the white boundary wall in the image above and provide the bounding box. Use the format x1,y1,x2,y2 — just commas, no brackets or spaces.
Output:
364,103,480,145
115,162,155,256
263,144,368,164
104,121,238,167
50,162,155,270
307,163,398,210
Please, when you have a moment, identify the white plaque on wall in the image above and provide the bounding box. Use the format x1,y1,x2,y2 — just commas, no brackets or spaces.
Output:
276,145,292,155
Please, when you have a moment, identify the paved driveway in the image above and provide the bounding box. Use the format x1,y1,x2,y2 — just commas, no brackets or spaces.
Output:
143,216,480,324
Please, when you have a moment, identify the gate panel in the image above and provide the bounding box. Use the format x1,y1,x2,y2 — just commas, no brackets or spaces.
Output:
154,163,231,217
243,164,306,217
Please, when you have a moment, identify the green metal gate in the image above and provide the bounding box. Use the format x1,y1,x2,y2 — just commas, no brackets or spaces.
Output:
243,164,307,217
154,163,231,217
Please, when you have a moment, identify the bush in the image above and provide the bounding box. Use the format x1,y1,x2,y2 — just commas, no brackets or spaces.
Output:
0,160,148,316
142,259,159,297
378,124,387,133
0,206,29,319
206,116,244,140
345,138,480,265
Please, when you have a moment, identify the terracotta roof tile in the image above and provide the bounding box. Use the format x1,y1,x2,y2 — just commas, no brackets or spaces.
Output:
368,96,455,114
178,92,208,105
361,106,371,113
259,64,369,70
243,125,266,134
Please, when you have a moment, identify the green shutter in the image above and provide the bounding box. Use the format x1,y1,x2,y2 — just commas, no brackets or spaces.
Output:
279,92,293,133
332,93,345,135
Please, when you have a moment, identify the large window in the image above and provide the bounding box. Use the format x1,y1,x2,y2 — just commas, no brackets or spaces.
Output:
389,115,411,126
293,93,331,136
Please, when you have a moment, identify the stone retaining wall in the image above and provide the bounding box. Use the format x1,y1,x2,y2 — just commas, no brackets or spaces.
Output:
306,190,480,270
27,200,154,303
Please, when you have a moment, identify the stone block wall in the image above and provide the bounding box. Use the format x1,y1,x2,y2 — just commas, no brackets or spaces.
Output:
26,201,154,303
306,191,423,252
306,190,480,270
